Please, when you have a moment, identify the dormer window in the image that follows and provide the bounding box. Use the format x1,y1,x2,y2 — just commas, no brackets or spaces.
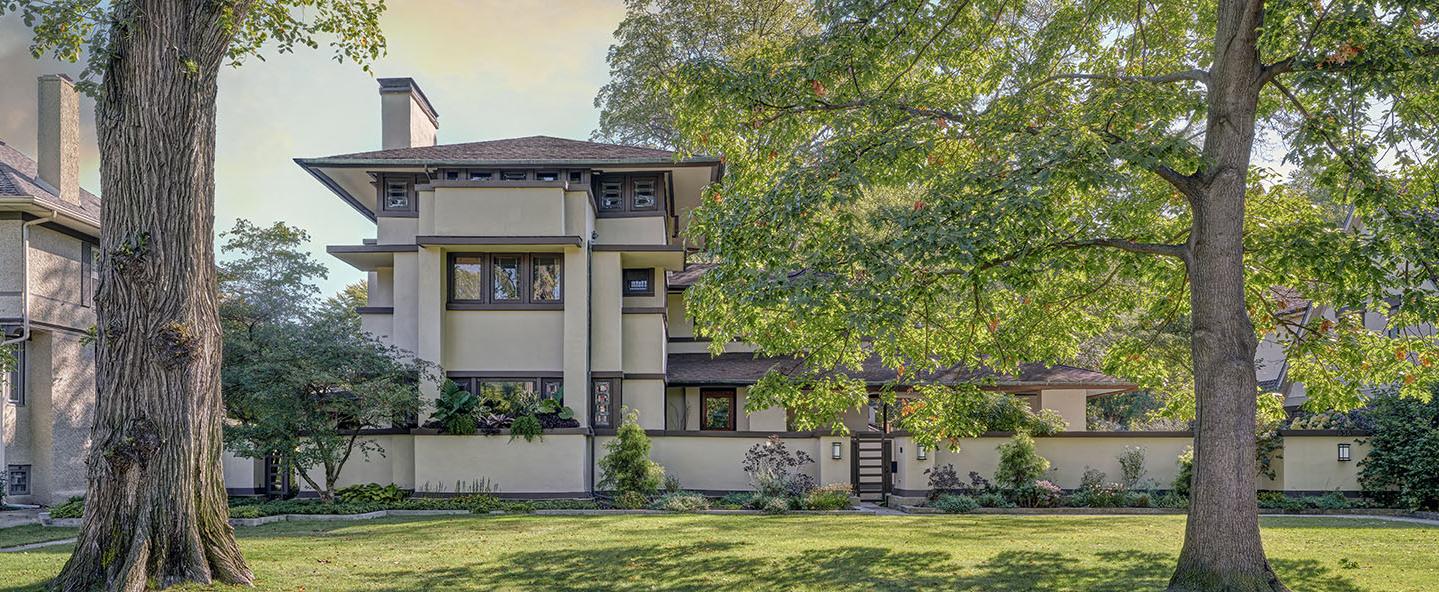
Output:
536,171,559,182
470,170,493,181
501,170,528,181
444,170,460,181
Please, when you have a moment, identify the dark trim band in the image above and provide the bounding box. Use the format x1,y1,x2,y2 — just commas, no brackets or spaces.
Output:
419,235,582,246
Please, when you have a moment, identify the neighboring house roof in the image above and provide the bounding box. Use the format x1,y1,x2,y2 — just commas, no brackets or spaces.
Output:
667,263,715,290
312,135,708,165
0,140,102,223
1257,377,1283,392
667,352,1134,391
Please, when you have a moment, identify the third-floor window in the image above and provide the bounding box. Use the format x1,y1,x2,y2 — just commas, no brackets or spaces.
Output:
595,173,663,216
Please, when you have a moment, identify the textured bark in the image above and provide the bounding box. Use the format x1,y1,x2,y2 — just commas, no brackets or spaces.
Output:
1168,0,1287,591
52,1,254,590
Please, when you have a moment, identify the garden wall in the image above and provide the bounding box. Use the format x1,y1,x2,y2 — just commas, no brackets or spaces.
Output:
897,431,1370,496
592,433,841,493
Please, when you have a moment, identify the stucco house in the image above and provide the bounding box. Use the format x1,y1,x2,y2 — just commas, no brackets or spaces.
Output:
222,78,1371,502
1,75,100,506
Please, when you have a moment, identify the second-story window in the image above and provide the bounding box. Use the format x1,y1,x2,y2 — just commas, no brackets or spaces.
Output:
448,253,563,309
595,173,664,215
631,177,658,210
599,179,624,212
491,255,522,302
380,175,416,214
623,268,654,297
81,242,97,308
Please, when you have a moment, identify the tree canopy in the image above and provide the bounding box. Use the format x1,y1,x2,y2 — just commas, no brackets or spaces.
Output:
599,0,1439,443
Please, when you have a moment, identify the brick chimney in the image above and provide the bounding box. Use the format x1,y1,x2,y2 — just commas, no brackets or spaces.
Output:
36,74,80,205
378,78,438,150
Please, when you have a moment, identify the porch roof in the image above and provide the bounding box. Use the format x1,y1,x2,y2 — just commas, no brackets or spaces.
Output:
666,352,1135,392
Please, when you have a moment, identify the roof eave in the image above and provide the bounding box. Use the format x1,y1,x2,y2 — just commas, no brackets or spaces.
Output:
0,195,101,235
294,158,376,223
294,156,722,168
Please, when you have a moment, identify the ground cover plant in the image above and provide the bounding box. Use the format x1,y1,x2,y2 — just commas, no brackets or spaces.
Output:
3,514,1435,591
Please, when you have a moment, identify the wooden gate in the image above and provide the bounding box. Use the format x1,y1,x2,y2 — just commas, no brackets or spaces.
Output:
851,433,892,502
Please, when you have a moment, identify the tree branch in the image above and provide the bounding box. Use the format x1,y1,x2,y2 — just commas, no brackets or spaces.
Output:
1059,237,1189,259
1037,69,1210,88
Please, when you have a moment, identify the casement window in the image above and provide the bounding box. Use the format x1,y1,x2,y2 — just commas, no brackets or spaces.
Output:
5,342,23,406
594,173,665,216
443,169,461,181
447,253,563,309
501,170,529,181
622,268,654,297
455,377,563,404
6,465,29,495
531,255,562,303
536,171,560,182
81,242,97,308
469,170,494,181
700,388,737,431
591,379,619,428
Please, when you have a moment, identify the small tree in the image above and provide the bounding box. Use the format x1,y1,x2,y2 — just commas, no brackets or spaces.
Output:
220,221,431,502
993,433,1050,489
598,408,664,498
1117,446,1148,491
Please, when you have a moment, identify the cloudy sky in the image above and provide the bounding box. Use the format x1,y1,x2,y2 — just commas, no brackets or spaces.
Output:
0,0,627,296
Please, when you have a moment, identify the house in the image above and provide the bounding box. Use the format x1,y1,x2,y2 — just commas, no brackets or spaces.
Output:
217,77,1373,502
1,75,101,506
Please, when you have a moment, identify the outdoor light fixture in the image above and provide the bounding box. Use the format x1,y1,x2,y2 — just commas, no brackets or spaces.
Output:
832,441,843,460
1337,443,1351,462
917,446,928,460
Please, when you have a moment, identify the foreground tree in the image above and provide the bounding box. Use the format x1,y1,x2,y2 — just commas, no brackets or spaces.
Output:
219,221,428,502
1,1,386,588
599,1,1439,590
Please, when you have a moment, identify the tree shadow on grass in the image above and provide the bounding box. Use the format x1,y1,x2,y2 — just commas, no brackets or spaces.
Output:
363,542,1367,592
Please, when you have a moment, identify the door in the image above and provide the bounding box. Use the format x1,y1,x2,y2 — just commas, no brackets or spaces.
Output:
851,433,892,502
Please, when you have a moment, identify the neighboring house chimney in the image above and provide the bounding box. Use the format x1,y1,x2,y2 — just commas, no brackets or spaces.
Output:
37,74,80,205
378,77,439,150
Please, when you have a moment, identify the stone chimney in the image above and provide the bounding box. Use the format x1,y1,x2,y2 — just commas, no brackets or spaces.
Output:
37,74,80,205
378,77,438,150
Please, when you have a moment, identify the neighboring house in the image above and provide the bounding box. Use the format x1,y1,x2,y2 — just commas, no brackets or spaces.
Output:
1,75,101,506
214,77,1371,502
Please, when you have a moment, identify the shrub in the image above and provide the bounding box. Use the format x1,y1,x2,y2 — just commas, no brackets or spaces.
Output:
1173,447,1194,498
598,409,664,498
932,494,980,514
1117,446,1147,490
613,491,650,509
433,380,480,435
925,463,966,499
975,492,1014,508
50,496,85,519
994,433,1050,489
1154,493,1188,509
1069,481,1127,508
650,491,710,512
1358,392,1439,510
336,483,407,504
760,495,793,514
1010,480,1063,508
717,492,754,509
229,505,264,519
663,474,683,494
1127,492,1152,508
509,414,543,442
742,435,815,497
802,483,853,510
1079,467,1107,492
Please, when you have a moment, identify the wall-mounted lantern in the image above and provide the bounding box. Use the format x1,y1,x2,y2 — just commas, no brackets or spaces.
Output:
917,446,928,460
1337,443,1351,462
832,441,843,460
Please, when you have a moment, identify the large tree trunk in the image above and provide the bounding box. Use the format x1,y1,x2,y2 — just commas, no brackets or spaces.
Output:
1168,1,1284,591
53,2,253,590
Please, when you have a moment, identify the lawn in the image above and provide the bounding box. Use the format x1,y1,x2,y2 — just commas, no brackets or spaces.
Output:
1,515,1435,591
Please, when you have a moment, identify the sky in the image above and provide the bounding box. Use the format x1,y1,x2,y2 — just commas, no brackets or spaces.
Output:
0,0,627,296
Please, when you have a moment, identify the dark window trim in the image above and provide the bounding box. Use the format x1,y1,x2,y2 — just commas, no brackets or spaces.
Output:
446,252,564,310
377,173,422,217
700,388,737,431
622,268,655,297
6,464,29,495
489,254,525,303
594,173,668,218
448,375,563,404
6,342,24,406
591,377,621,429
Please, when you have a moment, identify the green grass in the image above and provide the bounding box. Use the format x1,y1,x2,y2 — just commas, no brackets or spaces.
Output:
1,515,1435,591
0,525,77,550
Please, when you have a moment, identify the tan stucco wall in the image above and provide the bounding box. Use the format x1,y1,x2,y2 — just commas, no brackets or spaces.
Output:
380,91,436,150
595,217,666,245
924,435,1196,491
621,312,666,374
622,379,666,430
443,310,564,371
430,187,566,237
299,434,417,492
1277,435,1367,492
223,451,263,491
1037,388,1089,432
596,435,821,492
377,216,418,245
414,434,588,495
816,435,851,488
591,251,623,372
